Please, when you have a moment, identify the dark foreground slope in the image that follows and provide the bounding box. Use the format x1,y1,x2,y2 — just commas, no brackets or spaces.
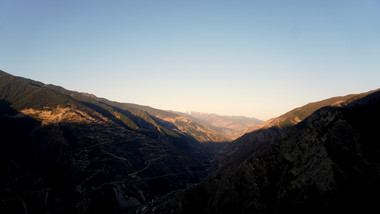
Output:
157,90,380,214
0,70,225,213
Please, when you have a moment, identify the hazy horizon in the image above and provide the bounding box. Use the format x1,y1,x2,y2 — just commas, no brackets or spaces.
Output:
1,0,379,120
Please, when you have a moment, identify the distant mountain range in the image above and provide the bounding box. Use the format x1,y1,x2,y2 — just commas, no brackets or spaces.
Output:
173,111,262,140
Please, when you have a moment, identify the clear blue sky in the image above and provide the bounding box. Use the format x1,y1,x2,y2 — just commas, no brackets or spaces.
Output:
1,0,379,120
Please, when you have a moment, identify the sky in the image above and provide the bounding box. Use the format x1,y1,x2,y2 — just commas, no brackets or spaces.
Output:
1,0,379,120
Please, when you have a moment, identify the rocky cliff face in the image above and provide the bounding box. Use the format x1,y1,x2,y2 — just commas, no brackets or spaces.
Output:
158,90,380,214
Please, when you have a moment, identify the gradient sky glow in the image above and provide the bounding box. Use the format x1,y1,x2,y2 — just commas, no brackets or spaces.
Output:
1,0,380,120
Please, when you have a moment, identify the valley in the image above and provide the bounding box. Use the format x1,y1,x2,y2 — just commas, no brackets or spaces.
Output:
1,70,379,214
1,1,378,213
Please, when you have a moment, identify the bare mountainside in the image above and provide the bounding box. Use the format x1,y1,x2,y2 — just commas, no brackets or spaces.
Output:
214,89,380,171
0,70,226,213
245,90,378,133
174,111,262,140
154,89,380,214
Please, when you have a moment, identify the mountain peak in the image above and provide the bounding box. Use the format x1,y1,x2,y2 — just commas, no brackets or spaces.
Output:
177,109,193,115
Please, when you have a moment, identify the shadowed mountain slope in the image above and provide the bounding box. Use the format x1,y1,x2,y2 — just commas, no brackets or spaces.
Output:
159,90,380,214
214,89,379,170
0,70,225,213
